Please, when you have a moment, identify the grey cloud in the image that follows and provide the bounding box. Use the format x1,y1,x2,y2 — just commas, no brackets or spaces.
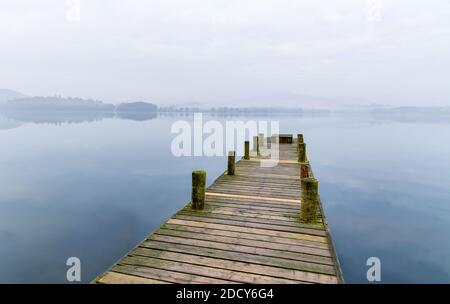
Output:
0,0,449,106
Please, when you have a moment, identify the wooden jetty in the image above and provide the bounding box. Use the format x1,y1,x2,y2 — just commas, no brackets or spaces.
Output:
93,134,343,284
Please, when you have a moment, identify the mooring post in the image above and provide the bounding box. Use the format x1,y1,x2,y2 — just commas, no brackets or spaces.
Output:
300,177,319,223
228,151,236,175
298,143,307,162
244,141,250,159
258,133,264,147
256,136,260,154
270,134,278,145
300,163,310,178
191,170,206,210
297,134,304,151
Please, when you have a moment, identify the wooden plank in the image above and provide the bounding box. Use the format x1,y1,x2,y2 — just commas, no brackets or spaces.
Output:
206,200,301,213
131,248,337,284
213,176,301,186
167,218,328,243
173,214,326,236
113,264,233,284
205,192,301,204
207,187,301,198
218,175,301,184
146,234,334,265
177,209,324,230
155,228,332,257
162,223,329,249
185,206,300,222
120,256,301,284
230,173,300,180
97,272,170,284
242,159,299,164
139,240,336,275
209,185,301,196
205,197,302,211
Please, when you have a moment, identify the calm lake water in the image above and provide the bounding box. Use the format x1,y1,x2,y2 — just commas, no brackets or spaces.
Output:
0,111,449,283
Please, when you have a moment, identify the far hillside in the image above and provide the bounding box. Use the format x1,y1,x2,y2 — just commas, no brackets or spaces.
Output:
0,89,25,102
116,102,158,112
0,96,115,112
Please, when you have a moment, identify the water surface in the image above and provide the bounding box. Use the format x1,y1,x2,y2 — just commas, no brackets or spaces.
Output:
0,111,449,283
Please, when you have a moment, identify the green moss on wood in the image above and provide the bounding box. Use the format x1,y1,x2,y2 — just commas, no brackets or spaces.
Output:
192,170,206,210
228,151,236,175
298,143,307,163
244,141,250,159
300,177,319,223
300,163,310,178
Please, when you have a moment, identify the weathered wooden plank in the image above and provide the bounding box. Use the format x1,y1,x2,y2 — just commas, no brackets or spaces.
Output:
200,203,322,225
173,214,326,236
120,256,301,284
97,272,170,284
162,223,329,249
217,175,301,185
205,192,301,205
211,185,300,193
206,200,301,213
155,228,332,257
139,240,336,275
113,264,233,284
185,206,300,222
209,185,300,194
208,186,301,198
241,159,300,165
146,234,334,265
205,197,302,211
178,209,324,230
229,172,301,180
212,179,301,189
131,248,337,284
167,218,328,243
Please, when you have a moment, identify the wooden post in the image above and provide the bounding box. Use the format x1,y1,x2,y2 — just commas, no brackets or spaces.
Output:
298,143,307,162
244,141,250,159
300,163,310,178
297,134,304,151
256,136,260,154
253,136,258,151
279,134,293,144
272,134,278,144
228,151,235,175
300,177,319,223
191,170,206,210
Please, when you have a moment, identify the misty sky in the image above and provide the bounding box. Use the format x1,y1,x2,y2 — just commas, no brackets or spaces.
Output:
1,0,449,106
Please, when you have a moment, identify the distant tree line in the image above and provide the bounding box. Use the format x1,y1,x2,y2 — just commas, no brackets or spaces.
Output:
0,96,158,113
0,96,331,116
157,106,304,114
0,96,115,112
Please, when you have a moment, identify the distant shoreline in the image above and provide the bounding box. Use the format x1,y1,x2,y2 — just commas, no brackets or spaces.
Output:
1,95,448,116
